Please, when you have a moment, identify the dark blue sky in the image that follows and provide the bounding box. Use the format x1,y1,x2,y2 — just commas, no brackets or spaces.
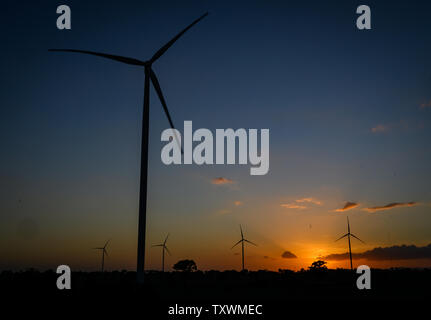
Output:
1,0,431,271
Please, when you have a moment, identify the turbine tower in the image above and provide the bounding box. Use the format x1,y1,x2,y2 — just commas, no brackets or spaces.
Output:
231,225,257,271
49,13,208,283
335,216,365,271
152,233,171,272
93,239,110,272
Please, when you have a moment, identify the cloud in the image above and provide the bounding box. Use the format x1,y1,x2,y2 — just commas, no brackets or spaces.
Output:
281,197,322,209
263,255,276,260
281,251,297,259
211,177,234,185
420,100,431,109
335,202,359,212
295,198,322,205
324,244,431,261
234,201,242,206
364,202,417,213
281,203,306,209
371,124,390,133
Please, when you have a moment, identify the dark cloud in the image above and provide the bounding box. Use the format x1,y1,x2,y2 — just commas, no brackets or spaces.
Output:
335,202,359,212
281,251,297,259
364,202,417,212
324,244,431,261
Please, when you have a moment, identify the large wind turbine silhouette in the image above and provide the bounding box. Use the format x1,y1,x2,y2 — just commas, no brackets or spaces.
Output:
49,13,208,283
152,233,171,272
231,225,257,271
335,216,365,271
93,239,110,272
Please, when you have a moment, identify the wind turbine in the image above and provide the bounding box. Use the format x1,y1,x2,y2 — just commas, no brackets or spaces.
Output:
152,233,171,272
93,239,110,272
231,225,257,271
335,216,365,271
49,13,208,283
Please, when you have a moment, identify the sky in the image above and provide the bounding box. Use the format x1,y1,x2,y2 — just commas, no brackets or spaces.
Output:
0,0,431,272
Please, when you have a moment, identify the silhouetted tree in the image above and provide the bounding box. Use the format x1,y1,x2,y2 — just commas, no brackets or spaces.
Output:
173,259,197,272
308,260,328,271
278,268,294,275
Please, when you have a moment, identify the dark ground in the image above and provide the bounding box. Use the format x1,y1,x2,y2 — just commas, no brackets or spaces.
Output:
1,268,429,317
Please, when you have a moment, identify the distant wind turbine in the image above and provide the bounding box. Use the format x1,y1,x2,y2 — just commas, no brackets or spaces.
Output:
152,233,171,272
49,13,209,283
93,239,110,272
231,225,257,271
335,216,365,271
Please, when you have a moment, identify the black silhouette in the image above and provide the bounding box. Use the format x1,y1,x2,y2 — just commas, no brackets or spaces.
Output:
2,268,429,307
93,239,110,272
308,260,328,271
173,259,197,272
152,234,171,272
231,225,257,271
335,216,364,271
49,13,208,283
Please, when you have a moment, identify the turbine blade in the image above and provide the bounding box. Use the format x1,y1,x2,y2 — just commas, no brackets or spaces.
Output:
231,239,242,249
244,239,257,246
104,239,111,249
335,233,349,242
150,12,208,63
152,244,163,247
164,233,170,245
92,248,103,250
240,225,243,240
350,233,365,244
104,249,109,257
149,69,183,153
48,49,146,66
347,216,350,233
164,246,171,256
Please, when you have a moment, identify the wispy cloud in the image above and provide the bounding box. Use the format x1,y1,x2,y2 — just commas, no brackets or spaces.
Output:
364,202,417,213
371,124,390,133
217,201,242,215
281,251,297,259
295,198,322,205
420,100,431,110
324,244,431,261
281,197,322,210
335,202,359,212
211,177,234,185
281,203,307,209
